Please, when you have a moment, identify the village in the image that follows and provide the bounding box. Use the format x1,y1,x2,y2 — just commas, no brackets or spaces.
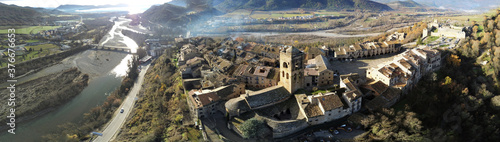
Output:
135,19,469,141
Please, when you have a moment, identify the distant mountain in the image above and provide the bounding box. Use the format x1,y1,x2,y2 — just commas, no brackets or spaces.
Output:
141,3,189,24
140,2,222,26
387,0,422,8
214,0,392,12
0,2,44,25
374,0,500,12
55,4,128,13
33,7,67,15
168,0,188,7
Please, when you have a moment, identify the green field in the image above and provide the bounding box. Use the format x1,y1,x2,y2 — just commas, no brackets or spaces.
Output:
0,44,61,67
251,12,313,19
0,26,61,34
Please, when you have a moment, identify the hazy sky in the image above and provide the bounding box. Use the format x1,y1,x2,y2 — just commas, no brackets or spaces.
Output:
0,0,171,8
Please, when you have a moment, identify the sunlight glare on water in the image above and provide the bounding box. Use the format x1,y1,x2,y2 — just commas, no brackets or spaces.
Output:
111,54,133,77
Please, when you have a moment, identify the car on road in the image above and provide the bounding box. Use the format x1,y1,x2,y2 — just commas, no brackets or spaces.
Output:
120,108,124,113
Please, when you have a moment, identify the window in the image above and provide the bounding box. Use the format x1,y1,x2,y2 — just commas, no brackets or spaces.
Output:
283,62,288,68
286,73,289,79
282,71,285,77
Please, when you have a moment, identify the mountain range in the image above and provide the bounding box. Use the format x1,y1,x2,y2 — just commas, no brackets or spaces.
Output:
0,2,67,25
373,0,500,12
214,0,393,12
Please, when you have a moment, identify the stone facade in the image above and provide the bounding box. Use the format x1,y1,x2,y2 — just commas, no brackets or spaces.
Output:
335,42,401,60
304,55,335,87
280,46,304,94
367,47,441,93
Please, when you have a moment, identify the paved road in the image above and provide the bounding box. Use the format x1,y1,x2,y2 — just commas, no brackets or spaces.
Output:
92,63,150,142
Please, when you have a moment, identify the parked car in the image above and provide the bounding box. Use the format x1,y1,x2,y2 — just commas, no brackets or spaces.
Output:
337,124,352,132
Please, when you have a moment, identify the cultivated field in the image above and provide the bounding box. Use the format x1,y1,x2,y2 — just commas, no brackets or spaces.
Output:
0,26,61,34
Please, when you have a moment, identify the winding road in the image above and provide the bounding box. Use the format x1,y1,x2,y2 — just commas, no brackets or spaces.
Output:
92,63,150,142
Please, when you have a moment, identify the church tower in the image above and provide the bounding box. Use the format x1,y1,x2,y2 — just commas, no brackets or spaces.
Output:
280,46,304,94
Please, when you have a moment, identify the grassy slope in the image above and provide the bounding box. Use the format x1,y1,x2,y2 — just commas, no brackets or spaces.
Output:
117,51,201,141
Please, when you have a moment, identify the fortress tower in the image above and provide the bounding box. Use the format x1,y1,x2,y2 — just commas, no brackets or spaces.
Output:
280,46,304,94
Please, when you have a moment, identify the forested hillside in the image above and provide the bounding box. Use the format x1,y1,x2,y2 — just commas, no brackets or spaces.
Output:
0,3,43,25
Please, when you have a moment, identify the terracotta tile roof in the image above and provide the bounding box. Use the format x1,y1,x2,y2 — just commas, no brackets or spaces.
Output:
198,92,220,106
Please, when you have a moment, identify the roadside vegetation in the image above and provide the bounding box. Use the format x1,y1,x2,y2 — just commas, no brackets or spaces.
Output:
116,47,201,141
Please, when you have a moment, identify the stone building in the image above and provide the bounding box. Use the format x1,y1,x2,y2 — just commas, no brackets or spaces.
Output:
339,73,363,113
304,55,335,87
296,93,349,125
232,65,279,89
188,90,221,118
334,42,401,60
366,47,442,93
225,85,290,117
279,46,304,94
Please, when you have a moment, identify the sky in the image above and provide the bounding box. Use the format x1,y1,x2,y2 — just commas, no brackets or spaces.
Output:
0,0,171,8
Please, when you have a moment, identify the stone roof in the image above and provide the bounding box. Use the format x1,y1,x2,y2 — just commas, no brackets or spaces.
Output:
286,46,302,54
365,87,401,111
398,59,414,70
225,96,251,115
381,87,401,101
335,48,347,56
318,94,344,111
186,57,205,65
198,92,220,106
361,80,388,96
253,66,271,77
314,55,334,72
245,85,290,109
189,90,220,108
344,90,361,101
304,68,319,76
304,104,323,118
213,85,234,99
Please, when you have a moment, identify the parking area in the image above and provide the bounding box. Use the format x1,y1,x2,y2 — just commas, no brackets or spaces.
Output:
426,36,461,50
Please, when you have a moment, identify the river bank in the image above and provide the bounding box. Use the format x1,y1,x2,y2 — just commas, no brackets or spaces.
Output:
0,17,136,141
0,68,89,130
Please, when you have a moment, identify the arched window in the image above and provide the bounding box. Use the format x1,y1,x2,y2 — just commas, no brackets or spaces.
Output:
283,62,288,68
282,71,285,77
286,73,289,79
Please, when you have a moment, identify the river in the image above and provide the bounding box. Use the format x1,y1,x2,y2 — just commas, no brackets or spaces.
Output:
0,17,138,141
